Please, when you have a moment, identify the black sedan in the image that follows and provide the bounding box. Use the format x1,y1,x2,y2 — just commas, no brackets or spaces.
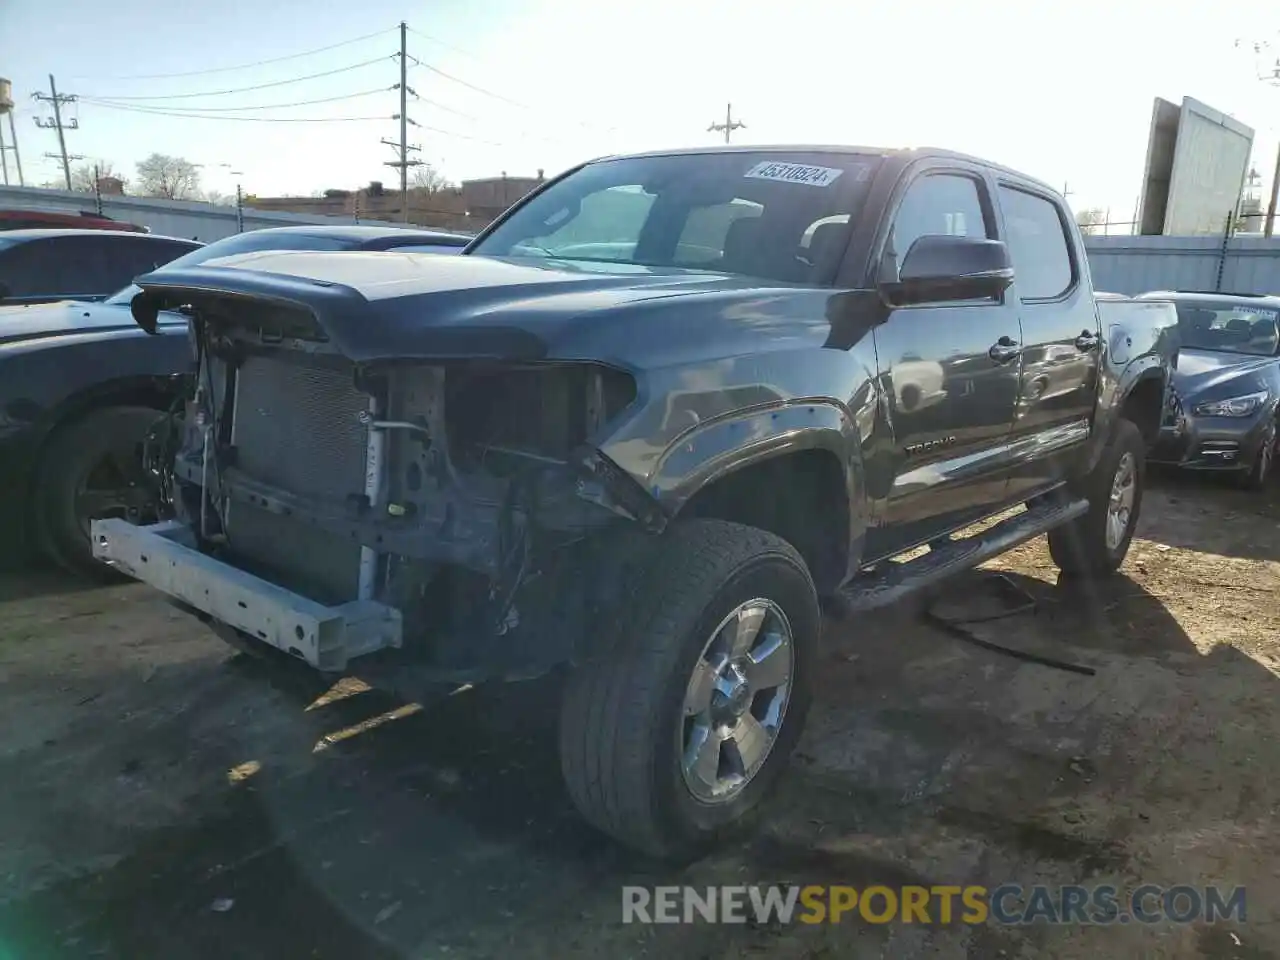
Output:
0,229,200,305
0,224,468,575
1141,290,1280,489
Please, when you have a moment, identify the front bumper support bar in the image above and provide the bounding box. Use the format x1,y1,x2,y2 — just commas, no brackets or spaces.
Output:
91,519,402,671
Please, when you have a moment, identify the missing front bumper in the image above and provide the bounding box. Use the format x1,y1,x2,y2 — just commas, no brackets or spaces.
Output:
91,518,402,671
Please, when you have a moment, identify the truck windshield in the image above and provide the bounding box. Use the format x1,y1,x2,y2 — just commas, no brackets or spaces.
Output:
1174,301,1280,357
470,151,882,285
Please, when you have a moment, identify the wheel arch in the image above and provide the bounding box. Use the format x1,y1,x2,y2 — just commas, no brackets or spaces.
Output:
656,402,869,594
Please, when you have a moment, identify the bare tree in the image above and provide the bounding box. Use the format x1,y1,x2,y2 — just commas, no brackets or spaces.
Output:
411,163,453,196
1075,207,1107,236
135,153,201,200
70,160,126,194
201,189,235,206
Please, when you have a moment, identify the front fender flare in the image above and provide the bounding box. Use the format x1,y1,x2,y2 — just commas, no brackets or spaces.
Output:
645,399,869,575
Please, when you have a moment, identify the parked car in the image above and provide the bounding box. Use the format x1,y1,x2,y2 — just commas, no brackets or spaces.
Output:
0,229,200,306
0,209,150,233
1140,290,1280,488
97,145,1173,858
0,224,469,575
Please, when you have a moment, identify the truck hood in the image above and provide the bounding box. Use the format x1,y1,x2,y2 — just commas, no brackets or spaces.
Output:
0,298,181,346
1172,347,1280,397
132,251,823,364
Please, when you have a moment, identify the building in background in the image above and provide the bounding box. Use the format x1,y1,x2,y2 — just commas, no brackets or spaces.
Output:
459,172,545,224
1137,96,1255,236
245,171,546,233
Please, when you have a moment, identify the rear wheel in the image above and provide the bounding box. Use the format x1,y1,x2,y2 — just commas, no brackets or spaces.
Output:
558,519,819,860
34,405,166,578
1048,418,1145,578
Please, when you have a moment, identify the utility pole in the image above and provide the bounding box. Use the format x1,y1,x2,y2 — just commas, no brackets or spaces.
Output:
708,103,745,144
382,21,422,222
1236,35,1280,237
1266,144,1280,239
32,75,79,190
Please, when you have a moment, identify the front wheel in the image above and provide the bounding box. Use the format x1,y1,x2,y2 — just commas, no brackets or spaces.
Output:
34,405,167,578
1048,418,1145,578
558,519,820,860
1238,422,1276,491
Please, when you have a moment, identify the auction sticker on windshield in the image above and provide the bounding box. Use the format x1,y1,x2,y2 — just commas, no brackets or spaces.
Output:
744,161,845,187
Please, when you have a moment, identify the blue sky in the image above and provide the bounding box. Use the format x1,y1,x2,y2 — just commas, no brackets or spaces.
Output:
1,0,1278,221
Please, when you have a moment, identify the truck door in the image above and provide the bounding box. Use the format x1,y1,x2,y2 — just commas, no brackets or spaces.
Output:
995,184,1101,500
866,165,1021,559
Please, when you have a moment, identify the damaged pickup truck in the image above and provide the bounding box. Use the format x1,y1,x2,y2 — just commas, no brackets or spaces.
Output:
95,146,1175,858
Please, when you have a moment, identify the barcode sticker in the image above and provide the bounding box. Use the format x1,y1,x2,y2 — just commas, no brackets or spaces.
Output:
744,161,845,187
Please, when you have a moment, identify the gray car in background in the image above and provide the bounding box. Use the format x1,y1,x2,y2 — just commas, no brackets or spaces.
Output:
1142,290,1280,488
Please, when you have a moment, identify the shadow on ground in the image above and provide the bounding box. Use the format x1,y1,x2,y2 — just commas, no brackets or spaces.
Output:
1,548,1275,958
1142,467,1280,563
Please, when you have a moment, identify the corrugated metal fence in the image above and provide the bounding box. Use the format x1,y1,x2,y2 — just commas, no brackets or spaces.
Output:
1085,235,1280,296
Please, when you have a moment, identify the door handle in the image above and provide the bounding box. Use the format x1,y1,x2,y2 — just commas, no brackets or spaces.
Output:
1075,330,1101,352
988,336,1022,364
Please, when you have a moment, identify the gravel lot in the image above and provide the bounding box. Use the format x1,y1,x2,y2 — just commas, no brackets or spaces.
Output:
1,473,1278,959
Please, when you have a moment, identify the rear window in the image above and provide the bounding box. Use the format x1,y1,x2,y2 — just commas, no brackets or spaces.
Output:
999,186,1074,300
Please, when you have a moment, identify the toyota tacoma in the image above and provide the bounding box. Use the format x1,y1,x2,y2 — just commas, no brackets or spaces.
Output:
94,146,1175,858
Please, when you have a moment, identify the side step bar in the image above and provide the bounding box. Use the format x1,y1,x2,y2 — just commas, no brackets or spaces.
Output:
829,498,1089,617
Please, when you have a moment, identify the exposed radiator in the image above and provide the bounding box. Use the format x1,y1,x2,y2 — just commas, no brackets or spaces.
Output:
226,354,371,602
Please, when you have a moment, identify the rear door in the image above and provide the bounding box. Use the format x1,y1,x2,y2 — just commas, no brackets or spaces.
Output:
866,162,1023,558
996,183,1101,499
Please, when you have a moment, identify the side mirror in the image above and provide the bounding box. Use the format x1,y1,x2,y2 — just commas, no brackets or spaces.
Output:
881,235,1014,306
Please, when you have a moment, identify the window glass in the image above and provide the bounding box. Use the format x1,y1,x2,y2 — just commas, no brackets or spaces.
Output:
512,184,657,263
0,240,67,296
1172,300,1280,357
473,151,882,284
46,236,119,294
882,174,991,283
105,232,356,304
675,199,763,265
999,186,1073,299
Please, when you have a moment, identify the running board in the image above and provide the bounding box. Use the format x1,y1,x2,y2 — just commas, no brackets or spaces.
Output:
829,498,1089,617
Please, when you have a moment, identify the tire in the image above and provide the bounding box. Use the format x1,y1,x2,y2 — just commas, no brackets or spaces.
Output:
1238,422,1276,491
1048,418,1145,578
558,519,820,860
34,405,167,578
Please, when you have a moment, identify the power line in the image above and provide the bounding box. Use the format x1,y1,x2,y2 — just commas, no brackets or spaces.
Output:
70,27,397,81
406,55,532,111
83,88,389,113
89,56,391,101
415,122,504,146
81,100,386,123
405,55,617,135
405,25,482,62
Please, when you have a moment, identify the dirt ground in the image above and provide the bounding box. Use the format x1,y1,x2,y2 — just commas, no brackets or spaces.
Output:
1,472,1279,959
